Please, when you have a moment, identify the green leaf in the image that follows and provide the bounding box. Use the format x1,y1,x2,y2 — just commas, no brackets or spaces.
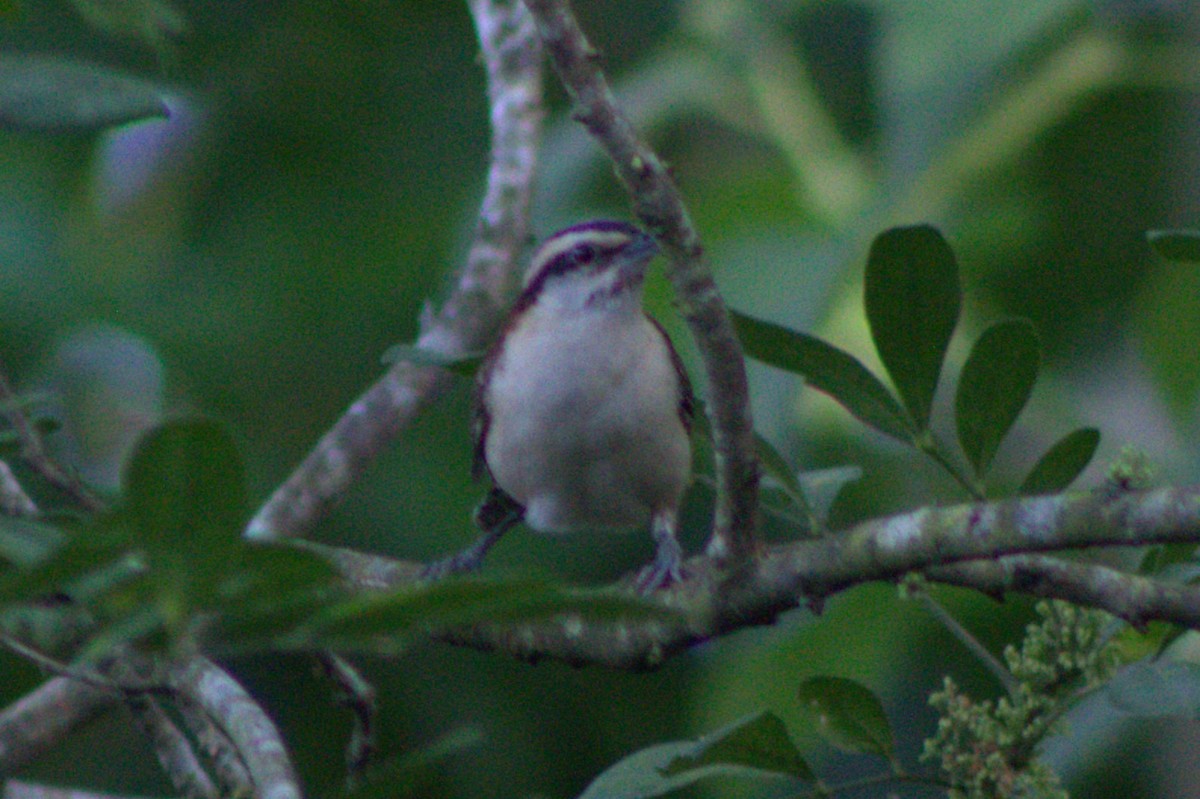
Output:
1148,230,1200,263
69,0,185,55
1107,661,1200,718
1019,427,1100,495
955,319,1041,478
0,55,168,133
347,727,484,799
0,517,67,568
731,310,912,441
864,225,961,430
242,578,675,656
753,433,813,524
578,711,811,799
796,676,895,758
123,418,246,610
379,344,482,378
798,465,862,526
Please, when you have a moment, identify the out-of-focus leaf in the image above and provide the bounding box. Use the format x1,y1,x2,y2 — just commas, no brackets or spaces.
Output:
798,466,862,526
864,225,961,430
0,536,131,608
1148,230,1200,263
0,517,67,568
69,0,185,54
731,310,912,441
578,711,811,799
243,578,675,656
380,344,482,378
1019,427,1100,495
955,319,1040,478
1107,661,1200,718
0,55,168,133
796,676,895,758
347,727,484,799
754,433,813,524
0,0,21,20
123,418,246,614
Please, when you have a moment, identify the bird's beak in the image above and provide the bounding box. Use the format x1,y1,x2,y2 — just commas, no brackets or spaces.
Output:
617,232,660,284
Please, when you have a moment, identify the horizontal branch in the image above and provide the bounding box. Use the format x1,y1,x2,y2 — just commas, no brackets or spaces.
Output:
324,484,1200,669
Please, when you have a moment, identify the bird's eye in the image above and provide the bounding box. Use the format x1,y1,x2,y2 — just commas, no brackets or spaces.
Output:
573,244,596,265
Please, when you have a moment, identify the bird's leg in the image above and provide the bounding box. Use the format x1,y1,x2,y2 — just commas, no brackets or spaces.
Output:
422,488,524,579
634,509,684,593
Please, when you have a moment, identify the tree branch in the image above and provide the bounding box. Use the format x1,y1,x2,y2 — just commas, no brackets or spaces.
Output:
929,554,1200,629
0,677,114,776
245,0,543,541
0,363,103,514
316,485,1200,669
169,657,300,799
520,0,760,563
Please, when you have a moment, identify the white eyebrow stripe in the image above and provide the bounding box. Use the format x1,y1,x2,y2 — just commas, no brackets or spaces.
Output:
522,228,635,287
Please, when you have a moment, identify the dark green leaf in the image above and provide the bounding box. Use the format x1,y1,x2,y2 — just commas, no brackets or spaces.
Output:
662,711,811,779
1019,427,1100,495
0,55,168,133
864,225,961,429
69,0,185,54
379,344,482,378
125,419,245,548
578,711,811,799
0,536,131,608
123,418,246,608
797,676,895,758
751,430,811,521
798,466,862,526
1107,661,1200,718
731,310,912,441
260,579,674,656
955,319,1041,478
1148,230,1200,263
347,727,484,799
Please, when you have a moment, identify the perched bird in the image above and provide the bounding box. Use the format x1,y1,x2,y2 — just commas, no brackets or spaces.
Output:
426,220,694,592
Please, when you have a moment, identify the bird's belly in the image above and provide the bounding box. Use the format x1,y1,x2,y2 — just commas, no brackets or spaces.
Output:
483,317,689,533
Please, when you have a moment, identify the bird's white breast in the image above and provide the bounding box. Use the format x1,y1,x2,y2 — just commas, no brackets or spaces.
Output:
483,301,690,533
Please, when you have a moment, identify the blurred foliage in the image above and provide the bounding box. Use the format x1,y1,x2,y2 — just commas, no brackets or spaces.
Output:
4,0,1200,797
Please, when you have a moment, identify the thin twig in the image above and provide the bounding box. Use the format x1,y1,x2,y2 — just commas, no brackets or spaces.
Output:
0,459,38,517
315,650,378,784
0,361,104,513
521,0,760,564
245,0,543,541
912,589,1019,696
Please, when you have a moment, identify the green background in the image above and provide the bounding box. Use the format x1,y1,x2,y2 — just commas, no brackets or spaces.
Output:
4,0,1200,796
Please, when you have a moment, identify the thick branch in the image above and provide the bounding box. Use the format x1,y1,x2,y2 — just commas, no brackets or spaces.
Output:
520,0,760,563
321,485,1200,669
0,677,114,775
169,658,299,799
245,0,543,540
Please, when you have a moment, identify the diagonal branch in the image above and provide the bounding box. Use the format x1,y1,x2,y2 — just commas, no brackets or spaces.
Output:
0,676,115,775
245,0,543,541
520,0,760,564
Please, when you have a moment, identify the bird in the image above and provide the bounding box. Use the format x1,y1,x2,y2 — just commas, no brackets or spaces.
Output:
425,219,695,592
